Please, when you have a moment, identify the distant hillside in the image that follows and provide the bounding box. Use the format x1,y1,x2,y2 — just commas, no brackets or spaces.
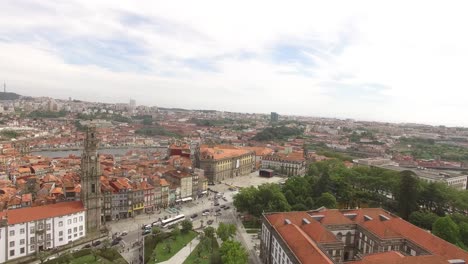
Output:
0,92,20,100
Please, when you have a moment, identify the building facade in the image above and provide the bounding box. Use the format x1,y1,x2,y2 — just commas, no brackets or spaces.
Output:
199,146,255,183
261,152,306,177
261,208,468,264
0,202,85,263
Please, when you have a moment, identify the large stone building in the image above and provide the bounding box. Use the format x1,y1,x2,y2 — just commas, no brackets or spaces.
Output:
261,208,468,264
198,146,255,183
261,151,306,177
0,202,85,263
80,126,102,233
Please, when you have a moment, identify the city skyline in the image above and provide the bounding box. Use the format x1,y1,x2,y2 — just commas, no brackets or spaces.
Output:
2,1,468,126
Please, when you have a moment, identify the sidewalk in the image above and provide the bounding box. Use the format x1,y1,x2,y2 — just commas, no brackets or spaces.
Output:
157,236,200,264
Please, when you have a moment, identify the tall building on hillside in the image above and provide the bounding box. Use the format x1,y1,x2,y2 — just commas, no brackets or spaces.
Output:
271,112,279,122
261,208,468,264
80,125,102,233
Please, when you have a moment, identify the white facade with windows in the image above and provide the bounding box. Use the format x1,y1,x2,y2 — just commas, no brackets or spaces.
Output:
0,202,85,263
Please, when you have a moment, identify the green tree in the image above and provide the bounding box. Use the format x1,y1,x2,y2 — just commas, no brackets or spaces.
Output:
234,183,290,217
37,251,49,264
165,240,172,253
204,226,215,239
432,216,460,244
171,226,181,239
181,219,193,234
152,226,161,235
219,240,248,264
217,222,237,242
409,211,439,230
398,171,419,220
101,238,111,250
315,192,337,209
91,247,99,261
459,222,468,247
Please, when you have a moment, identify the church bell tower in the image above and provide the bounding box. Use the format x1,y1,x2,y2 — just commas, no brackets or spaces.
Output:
81,125,101,233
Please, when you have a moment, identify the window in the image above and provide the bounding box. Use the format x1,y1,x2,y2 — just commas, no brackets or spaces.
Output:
47,242,51,247
20,228,25,234
74,233,77,237
58,221,63,227
46,234,51,240
20,247,25,254
59,231,63,236
68,235,72,239
67,219,71,225
46,224,51,230
30,245,35,251
73,217,77,223
68,229,71,234
10,250,14,257
79,226,83,231
20,239,25,245
9,230,14,236
30,227,35,233
10,241,15,247
79,216,83,221
30,237,35,243
92,183,96,193
73,227,77,232
79,232,83,236
59,237,63,242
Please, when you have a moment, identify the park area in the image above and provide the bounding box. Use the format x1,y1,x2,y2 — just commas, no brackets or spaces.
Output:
183,237,220,264
144,225,198,263
43,248,126,264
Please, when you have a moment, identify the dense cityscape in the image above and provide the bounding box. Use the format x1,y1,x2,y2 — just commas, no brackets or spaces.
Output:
0,93,467,263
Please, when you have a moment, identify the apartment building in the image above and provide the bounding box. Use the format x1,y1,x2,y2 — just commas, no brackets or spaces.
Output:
0,201,85,263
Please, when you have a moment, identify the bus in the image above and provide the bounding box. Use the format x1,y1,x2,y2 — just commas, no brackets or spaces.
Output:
161,214,186,228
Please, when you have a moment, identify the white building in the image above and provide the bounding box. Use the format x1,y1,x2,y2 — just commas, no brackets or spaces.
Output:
0,201,85,263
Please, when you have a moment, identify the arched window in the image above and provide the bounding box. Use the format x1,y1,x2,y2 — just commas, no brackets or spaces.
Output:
336,232,343,241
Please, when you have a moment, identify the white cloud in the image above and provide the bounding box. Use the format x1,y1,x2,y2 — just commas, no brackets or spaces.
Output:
1,0,468,125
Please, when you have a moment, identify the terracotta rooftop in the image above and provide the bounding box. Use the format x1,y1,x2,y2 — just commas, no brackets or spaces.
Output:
0,201,84,225
201,146,253,160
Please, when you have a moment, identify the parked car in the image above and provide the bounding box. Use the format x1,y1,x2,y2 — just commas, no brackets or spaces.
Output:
202,212,209,216
220,204,226,208
207,220,214,225
214,202,220,206
82,244,92,249
222,197,227,201
203,209,210,213
224,206,231,210
111,240,120,246
215,208,221,212
142,224,151,230
115,236,123,242
215,212,222,216
142,229,151,236
121,231,128,236
191,213,198,218
92,240,102,247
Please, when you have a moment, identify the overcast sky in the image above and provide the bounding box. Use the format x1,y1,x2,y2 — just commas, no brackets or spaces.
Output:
1,1,468,126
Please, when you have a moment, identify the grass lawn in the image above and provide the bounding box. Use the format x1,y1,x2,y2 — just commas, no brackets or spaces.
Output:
183,238,219,264
150,231,198,263
69,255,113,264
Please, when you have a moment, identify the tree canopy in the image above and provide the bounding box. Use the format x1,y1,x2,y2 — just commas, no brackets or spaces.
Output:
219,240,248,264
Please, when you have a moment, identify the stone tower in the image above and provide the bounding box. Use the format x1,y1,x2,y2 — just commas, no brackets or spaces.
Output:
80,125,101,233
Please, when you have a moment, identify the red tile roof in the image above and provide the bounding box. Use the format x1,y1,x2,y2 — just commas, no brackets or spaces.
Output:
0,201,84,225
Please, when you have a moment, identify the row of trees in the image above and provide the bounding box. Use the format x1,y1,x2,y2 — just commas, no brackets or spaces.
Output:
233,159,468,249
